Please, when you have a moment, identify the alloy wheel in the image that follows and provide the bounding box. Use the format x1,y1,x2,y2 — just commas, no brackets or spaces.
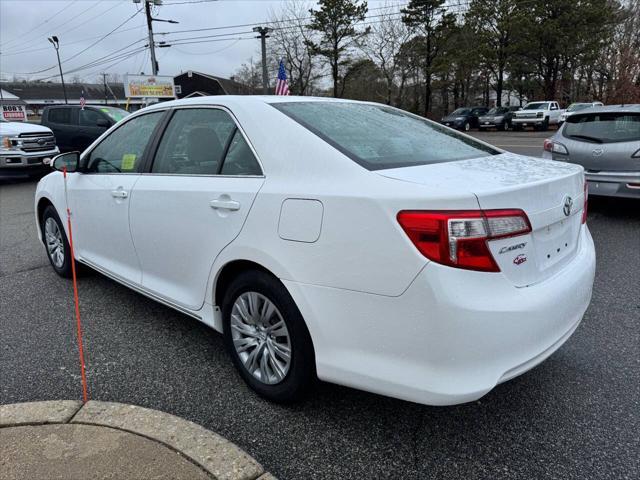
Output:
230,291,292,385
44,217,64,268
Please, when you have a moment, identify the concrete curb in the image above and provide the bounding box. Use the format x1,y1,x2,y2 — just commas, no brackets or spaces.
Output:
0,400,274,480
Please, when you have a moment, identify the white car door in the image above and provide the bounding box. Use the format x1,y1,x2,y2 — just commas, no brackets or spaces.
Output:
129,107,264,310
71,110,166,283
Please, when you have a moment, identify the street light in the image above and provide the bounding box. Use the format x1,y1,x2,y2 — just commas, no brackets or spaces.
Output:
48,36,68,104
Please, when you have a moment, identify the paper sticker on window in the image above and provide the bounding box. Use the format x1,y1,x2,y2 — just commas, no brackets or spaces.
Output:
122,154,136,171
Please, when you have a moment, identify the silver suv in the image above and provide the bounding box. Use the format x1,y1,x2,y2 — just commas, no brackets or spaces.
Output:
543,104,640,198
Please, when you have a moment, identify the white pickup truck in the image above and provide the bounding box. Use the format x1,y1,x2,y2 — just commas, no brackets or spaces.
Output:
0,118,59,177
512,101,564,131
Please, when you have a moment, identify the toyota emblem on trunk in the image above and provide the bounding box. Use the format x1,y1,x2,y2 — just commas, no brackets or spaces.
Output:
563,195,573,216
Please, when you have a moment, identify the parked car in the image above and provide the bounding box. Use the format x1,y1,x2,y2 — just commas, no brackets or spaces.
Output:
0,116,58,176
478,106,522,131
41,105,129,153
36,96,595,406
559,102,604,125
440,106,489,131
512,101,563,131
543,104,640,198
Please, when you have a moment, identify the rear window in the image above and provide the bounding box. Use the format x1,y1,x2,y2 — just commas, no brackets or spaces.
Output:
523,102,549,110
273,102,499,171
563,112,640,144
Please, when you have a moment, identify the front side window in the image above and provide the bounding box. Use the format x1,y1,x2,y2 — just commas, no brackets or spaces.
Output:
563,112,640,144
48,108,72,124
84,111,163,173
273,102,498,171
79,109,104,127
451,108,471,116
152,108,260,176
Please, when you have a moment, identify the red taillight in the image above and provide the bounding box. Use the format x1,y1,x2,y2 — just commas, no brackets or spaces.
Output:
543,139,553,152
582,182,588,224
397,209,531,272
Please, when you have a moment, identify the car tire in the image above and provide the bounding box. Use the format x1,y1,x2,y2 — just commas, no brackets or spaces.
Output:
540,118,549,131
222,270,316,403
463,122,470,132
502,121,509,131
41,205,75,278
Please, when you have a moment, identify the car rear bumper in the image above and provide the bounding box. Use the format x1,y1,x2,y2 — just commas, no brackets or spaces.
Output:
585,171,640,198
284,225,595,406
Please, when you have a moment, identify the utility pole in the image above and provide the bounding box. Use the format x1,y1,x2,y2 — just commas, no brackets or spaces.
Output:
48,36,68,104
253,26,271,95
102,73,107,105
144,0,158,75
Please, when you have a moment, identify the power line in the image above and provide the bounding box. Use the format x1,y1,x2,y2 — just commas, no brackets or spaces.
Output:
0,0,80,49
0,0,108,54
0,25,145,57
12,8,143,76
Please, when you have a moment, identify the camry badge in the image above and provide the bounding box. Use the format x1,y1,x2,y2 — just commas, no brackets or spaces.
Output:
499,242,526,254
563,195,573,216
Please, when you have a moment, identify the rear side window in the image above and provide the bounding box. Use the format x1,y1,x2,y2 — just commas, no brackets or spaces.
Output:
273,102,498,170
48,108,72,124
563,112,640,144
152,109,236,175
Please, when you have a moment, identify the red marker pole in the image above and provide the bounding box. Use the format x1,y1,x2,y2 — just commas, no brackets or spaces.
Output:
63,166,89,404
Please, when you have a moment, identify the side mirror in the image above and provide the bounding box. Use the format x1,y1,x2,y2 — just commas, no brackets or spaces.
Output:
96,118,110,128
52,151,81,173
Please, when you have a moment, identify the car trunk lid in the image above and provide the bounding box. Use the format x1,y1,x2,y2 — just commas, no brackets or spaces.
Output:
378,153,586,287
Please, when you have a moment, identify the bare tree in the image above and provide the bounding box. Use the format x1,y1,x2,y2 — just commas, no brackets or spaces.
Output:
233,58,263,92
357,4,412,105
269,1,319,95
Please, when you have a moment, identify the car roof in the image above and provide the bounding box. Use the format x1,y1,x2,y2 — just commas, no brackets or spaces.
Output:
143,95,359,112
568,104,640,114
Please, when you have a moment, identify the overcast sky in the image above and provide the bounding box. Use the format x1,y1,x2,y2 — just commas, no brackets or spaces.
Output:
0,0,391,84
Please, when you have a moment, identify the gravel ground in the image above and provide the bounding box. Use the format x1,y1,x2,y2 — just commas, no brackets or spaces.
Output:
1,148,638,479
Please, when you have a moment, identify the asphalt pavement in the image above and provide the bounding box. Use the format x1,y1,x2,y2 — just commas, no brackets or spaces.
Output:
1,132,639,479
468,128,552,156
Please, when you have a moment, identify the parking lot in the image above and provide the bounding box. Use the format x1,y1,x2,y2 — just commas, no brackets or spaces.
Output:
1,132,638,480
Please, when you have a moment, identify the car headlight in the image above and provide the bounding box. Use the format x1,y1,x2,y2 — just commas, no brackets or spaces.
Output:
494,116,504,121
455,117,464,121
1,136,19,150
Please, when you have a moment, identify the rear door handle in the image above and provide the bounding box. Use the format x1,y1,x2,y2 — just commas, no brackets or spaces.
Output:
209,199,240,211
111,189,128,199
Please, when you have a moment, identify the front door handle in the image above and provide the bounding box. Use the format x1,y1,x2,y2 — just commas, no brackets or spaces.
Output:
111,189,128,199
209,198,240,211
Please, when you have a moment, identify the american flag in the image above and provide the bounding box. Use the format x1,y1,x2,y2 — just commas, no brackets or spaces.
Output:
275,60,290,96
80,89,86,110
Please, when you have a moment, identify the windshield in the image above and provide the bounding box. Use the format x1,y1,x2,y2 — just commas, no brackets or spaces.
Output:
524,102,549,110
487,107,507,115
563,112,640,143
273,102,499,171
97,106,129,122
567,103,591,112
451,108,471,116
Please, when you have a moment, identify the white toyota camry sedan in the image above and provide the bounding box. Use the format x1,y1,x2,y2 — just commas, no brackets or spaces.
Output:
35,96,596,405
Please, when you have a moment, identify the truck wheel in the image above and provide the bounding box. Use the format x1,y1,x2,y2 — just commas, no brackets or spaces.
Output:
540,118,549,131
